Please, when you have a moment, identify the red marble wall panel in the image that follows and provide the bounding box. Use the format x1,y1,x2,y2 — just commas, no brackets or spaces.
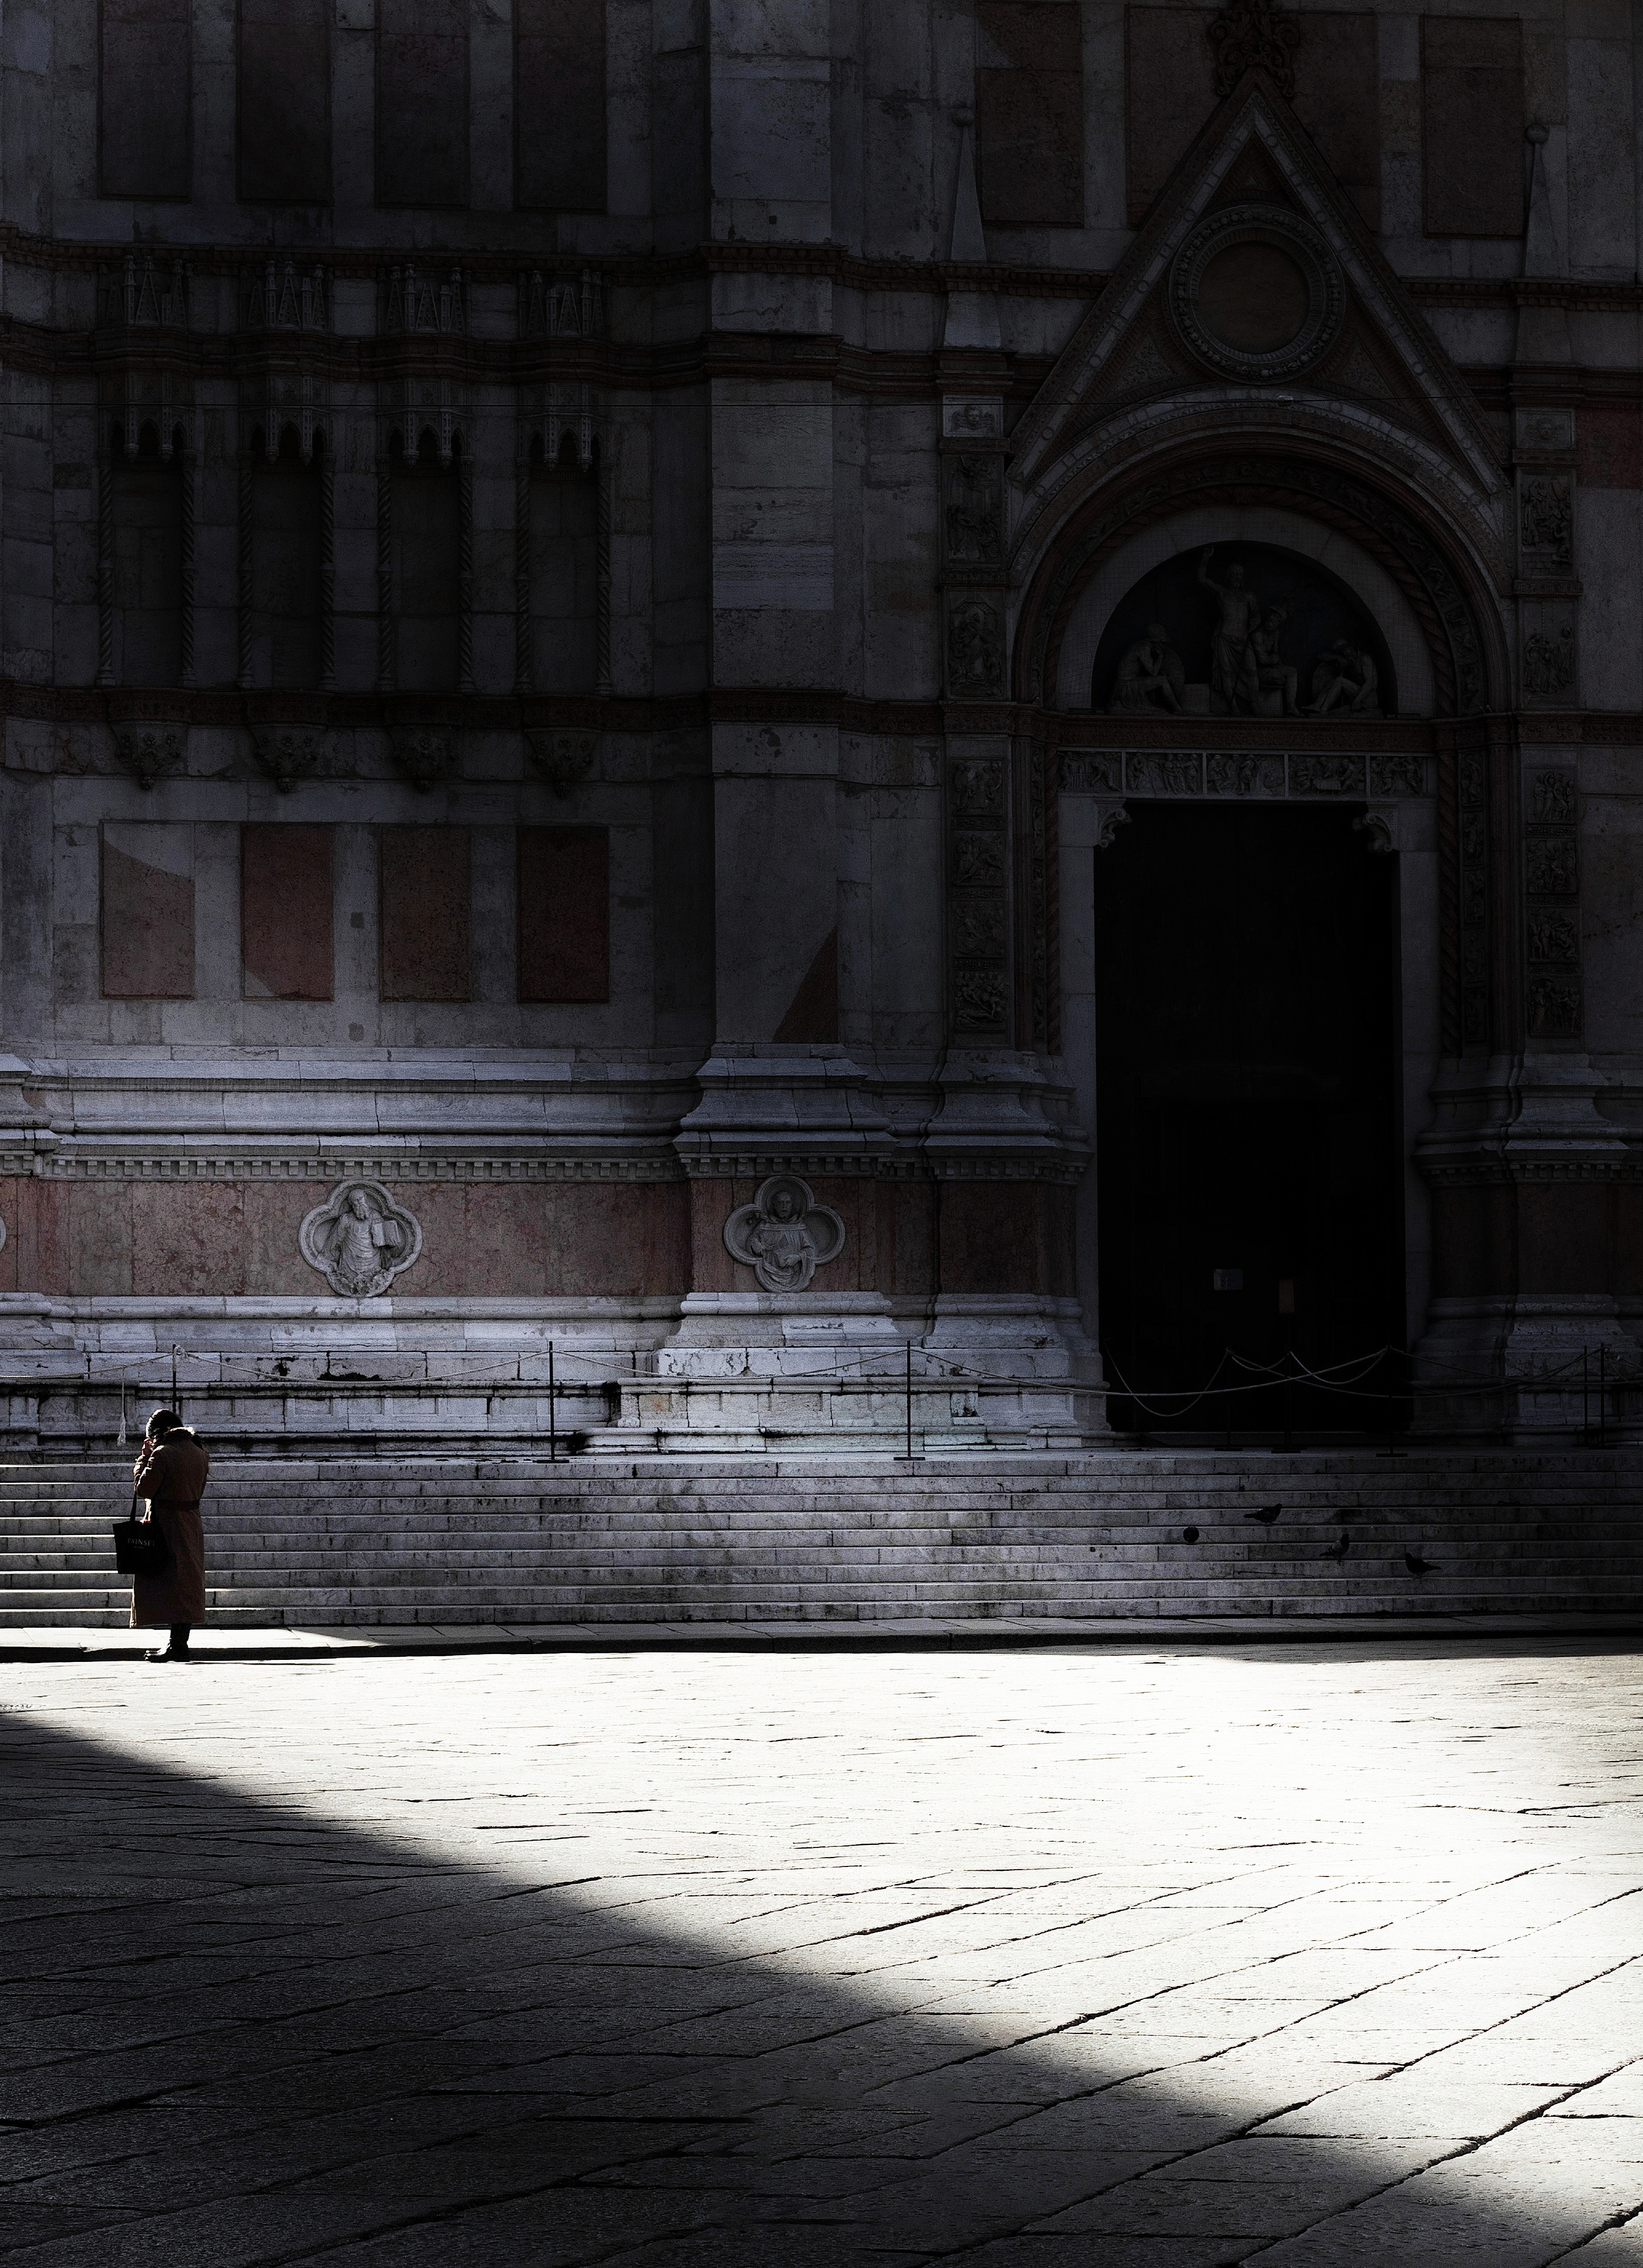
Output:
3,1181,691,1300
376,0,468,207
517,828,609,1003
0,1180,18,1291
1421,17,1524,237
100,0,191,199
67,1182,136,1297
238,0,330,202
102,827,195,999
241,1183,334,1294
1513,1183,1616,1301
0,1177,1088,1304
1431,1181,1515,1301
1126,8,1380,227
1124,8,1217,225
11,1181,69,1297
977,1,1083,227
242,826,334,1001
380,827,470,1002
1291,15,1380,230
516,0,607,212
130,1182,248,1298
889,1182,937,1301
1579,406,1643,491
939,1184,1056,1295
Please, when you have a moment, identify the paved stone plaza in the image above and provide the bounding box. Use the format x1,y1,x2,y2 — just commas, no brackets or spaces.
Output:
4,1643,1643,2264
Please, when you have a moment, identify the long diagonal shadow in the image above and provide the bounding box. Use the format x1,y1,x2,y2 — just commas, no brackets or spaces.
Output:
2,1645,1642,2266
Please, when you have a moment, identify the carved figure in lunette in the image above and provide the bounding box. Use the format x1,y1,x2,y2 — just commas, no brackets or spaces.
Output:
1308,639,1379,716
1109,624,1185,714
1196,550,1263,712
1248,605,1300,716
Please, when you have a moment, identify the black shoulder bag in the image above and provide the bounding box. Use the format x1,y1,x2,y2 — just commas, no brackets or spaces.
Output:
112,1494,169,1579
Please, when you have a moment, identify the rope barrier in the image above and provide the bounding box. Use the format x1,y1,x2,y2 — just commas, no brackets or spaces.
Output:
16,1334,1642,1456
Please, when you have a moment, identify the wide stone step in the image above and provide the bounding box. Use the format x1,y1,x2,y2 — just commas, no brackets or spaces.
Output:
3,1450,1638,1625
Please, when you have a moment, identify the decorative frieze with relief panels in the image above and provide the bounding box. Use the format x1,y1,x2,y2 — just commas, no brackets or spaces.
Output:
1524,763,1582,1041
939,396,1008,702
939,388,1013,1043
1514,406,1579,711
947,748,1010,1042
1455,746,1492,1050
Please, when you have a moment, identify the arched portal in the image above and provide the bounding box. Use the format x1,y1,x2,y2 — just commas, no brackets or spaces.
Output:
1026,462,1492,1434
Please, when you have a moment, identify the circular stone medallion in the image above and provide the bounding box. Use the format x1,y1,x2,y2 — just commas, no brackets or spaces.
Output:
1168,204,1345,384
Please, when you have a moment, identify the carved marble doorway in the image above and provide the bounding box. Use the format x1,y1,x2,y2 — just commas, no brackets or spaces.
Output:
1093,800,1404,1435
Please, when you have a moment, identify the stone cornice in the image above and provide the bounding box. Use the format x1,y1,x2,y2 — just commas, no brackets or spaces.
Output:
5,223,1643,313
0,1148,1086,1186
4,683,1640,754
6,310,1639,413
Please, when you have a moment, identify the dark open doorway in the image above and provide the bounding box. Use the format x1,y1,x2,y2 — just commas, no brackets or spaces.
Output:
1094,800,1405,1438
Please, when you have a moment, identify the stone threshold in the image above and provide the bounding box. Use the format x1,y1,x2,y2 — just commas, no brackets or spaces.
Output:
5,1613,1641,1662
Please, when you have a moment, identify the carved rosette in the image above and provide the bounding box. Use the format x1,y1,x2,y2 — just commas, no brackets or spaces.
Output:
387,725,453,790
112,723,188,790
298,1180,424,1299
524,728,597,796
723,1176,845,1294
248,725,326,793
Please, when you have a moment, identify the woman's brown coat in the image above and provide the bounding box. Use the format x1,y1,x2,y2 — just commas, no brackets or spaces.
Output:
129,1430,210,1628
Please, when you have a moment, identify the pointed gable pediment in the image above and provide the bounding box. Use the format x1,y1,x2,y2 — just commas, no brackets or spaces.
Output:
1010,72,1506,514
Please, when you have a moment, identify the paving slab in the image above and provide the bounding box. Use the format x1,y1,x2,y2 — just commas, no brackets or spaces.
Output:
2,1641,1643,2261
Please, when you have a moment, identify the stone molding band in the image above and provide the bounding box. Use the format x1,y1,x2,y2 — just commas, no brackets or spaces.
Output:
0,1151,1088,1186
1,221,1641,311
4,686,1640,748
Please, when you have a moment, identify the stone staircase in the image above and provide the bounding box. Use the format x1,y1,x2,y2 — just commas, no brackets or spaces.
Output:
0,1449,1639,1626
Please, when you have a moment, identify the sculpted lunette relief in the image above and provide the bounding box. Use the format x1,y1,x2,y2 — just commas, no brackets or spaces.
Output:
1108,549,1384,719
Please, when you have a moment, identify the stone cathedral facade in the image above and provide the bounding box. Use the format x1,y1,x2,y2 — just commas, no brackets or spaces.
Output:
0,1,1640,1453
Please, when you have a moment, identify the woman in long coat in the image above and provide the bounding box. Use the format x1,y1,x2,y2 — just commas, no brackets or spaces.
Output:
131,1409,210,1663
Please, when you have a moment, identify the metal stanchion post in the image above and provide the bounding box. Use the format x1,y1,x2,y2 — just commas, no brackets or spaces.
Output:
548,1340,557,1463
905,1339,912,1461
